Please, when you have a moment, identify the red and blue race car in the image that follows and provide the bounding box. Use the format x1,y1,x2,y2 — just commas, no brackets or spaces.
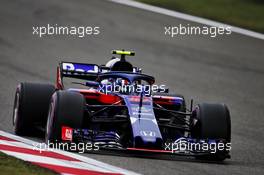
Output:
13,50,231,161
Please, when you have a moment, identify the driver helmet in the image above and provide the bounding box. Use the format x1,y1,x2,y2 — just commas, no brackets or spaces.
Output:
101,57,133,88
105,57,133,72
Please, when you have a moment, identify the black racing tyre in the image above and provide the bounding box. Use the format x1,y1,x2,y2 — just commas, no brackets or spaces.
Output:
191,103,231,141
45,91,85,143
152,92,186,112
191,103,231,161
13,82,55,136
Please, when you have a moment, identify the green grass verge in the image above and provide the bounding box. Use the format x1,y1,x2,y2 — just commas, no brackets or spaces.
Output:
0,152,57,175
136,0,264,33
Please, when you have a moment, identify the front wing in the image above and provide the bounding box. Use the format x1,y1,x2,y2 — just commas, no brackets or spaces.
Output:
60,126,231,159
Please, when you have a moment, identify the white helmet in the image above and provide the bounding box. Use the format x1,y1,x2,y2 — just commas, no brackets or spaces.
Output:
105,57,120,68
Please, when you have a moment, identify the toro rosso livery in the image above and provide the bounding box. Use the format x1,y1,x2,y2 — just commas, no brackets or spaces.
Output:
13,50,231,161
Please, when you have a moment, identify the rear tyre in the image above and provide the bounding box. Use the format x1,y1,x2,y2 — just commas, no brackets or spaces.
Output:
45,91,85,143
13,82,55,136
191,103,231,161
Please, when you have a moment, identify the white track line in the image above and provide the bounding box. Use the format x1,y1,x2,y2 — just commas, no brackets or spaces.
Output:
0,130,140,175
0,140,33,149
107,0,264,40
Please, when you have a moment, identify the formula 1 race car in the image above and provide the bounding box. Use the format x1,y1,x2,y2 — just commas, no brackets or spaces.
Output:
13,50,231,161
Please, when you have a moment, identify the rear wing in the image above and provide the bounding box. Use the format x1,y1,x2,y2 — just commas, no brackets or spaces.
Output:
56,62,99,89
61,62,99,78
56,61,141,89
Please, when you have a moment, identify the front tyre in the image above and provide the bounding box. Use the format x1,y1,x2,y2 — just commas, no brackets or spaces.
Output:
45,91,85,144
191,103,231,161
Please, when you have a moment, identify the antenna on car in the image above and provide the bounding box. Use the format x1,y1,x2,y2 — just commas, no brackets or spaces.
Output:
112,49,135,61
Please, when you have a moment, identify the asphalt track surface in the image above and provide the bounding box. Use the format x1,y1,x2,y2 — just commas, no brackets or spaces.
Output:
0,0,264,174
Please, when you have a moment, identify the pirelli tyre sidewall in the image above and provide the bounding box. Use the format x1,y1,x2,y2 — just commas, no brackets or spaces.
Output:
45,90,85,144
13,82,55,136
